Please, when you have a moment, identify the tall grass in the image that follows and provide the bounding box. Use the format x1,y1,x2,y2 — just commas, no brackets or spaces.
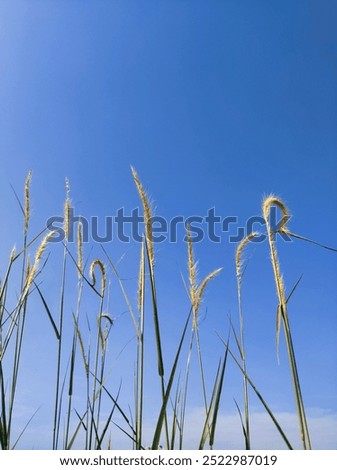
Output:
234,231,259,450
180,224,222,449
0,172,335,450
262,195,311,450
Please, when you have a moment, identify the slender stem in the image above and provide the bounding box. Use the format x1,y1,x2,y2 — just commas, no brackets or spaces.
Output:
53,245,68,450
89,295,104,449
237,281,250,449
148,257,169,449
65,278,84,449
7,222,30,446
179,328,195,449
195,327,212,448
136,243,145,450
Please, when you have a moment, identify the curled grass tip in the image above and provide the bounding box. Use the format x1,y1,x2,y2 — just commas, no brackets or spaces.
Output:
262,194,290,234
89,258,107,296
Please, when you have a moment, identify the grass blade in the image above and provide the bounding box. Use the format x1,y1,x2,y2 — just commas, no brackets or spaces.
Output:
34,282,60,340
198,360,221,450
151,309,192,449
218,335,293,450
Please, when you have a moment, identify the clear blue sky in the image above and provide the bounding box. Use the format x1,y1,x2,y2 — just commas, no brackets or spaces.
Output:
0,0,336,449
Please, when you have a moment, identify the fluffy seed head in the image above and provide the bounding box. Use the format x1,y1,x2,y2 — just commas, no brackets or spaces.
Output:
235,232,258,281
186,224,198,310
185,224,222,328
64,178,71,241
137,240,145,311
262,194,290,233
24,170,32,235
193,268,222,328
24,230,56,296
262,195,287,308
77,221,83,278
131,166,154,268
10,245,16,262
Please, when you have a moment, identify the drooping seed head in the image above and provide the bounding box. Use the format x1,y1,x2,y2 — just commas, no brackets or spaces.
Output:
262,195,287,308
89,258,106,296
262,194,290,233
235,232,258,282
24,230,57,296
193,268,222,328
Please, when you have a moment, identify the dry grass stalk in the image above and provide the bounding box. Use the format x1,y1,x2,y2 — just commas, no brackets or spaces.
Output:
131,167,154,268
262,196,287,307
262,194,290,235
235,232,258,283
24,230,56,297
137,240,145,311
64,178,71,241
10,246,16,262
263,195,288,349
186,226,222,329
262,194,311,450
235,232,259,450
25,255,31,279
24,170,32,235
186,225,197,311
77,221,83,278
194,268,222,322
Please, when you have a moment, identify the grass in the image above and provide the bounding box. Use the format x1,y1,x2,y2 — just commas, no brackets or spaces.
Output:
0,170,336,450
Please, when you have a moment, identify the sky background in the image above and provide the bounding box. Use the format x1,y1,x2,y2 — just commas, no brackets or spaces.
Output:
0,0,337,450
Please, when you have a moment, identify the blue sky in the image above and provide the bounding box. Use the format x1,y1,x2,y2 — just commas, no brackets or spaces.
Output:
0,1,337,449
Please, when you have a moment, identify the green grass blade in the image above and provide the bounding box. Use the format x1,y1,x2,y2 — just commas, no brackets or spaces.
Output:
11,407,41,450
34,282,60,340
219,335,293,450
92,376,136,438
199,360,221,450
209,339,229,447
66,410,87,450
170,380,181,450
0,363,8,449
179,328,195,449
279,304,311,449
233,398,248,447
151,309,192,450
287,231,337,253
286,275,303,304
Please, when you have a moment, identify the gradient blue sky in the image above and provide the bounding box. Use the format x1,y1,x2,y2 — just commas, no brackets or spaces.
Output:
0,1,336,449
